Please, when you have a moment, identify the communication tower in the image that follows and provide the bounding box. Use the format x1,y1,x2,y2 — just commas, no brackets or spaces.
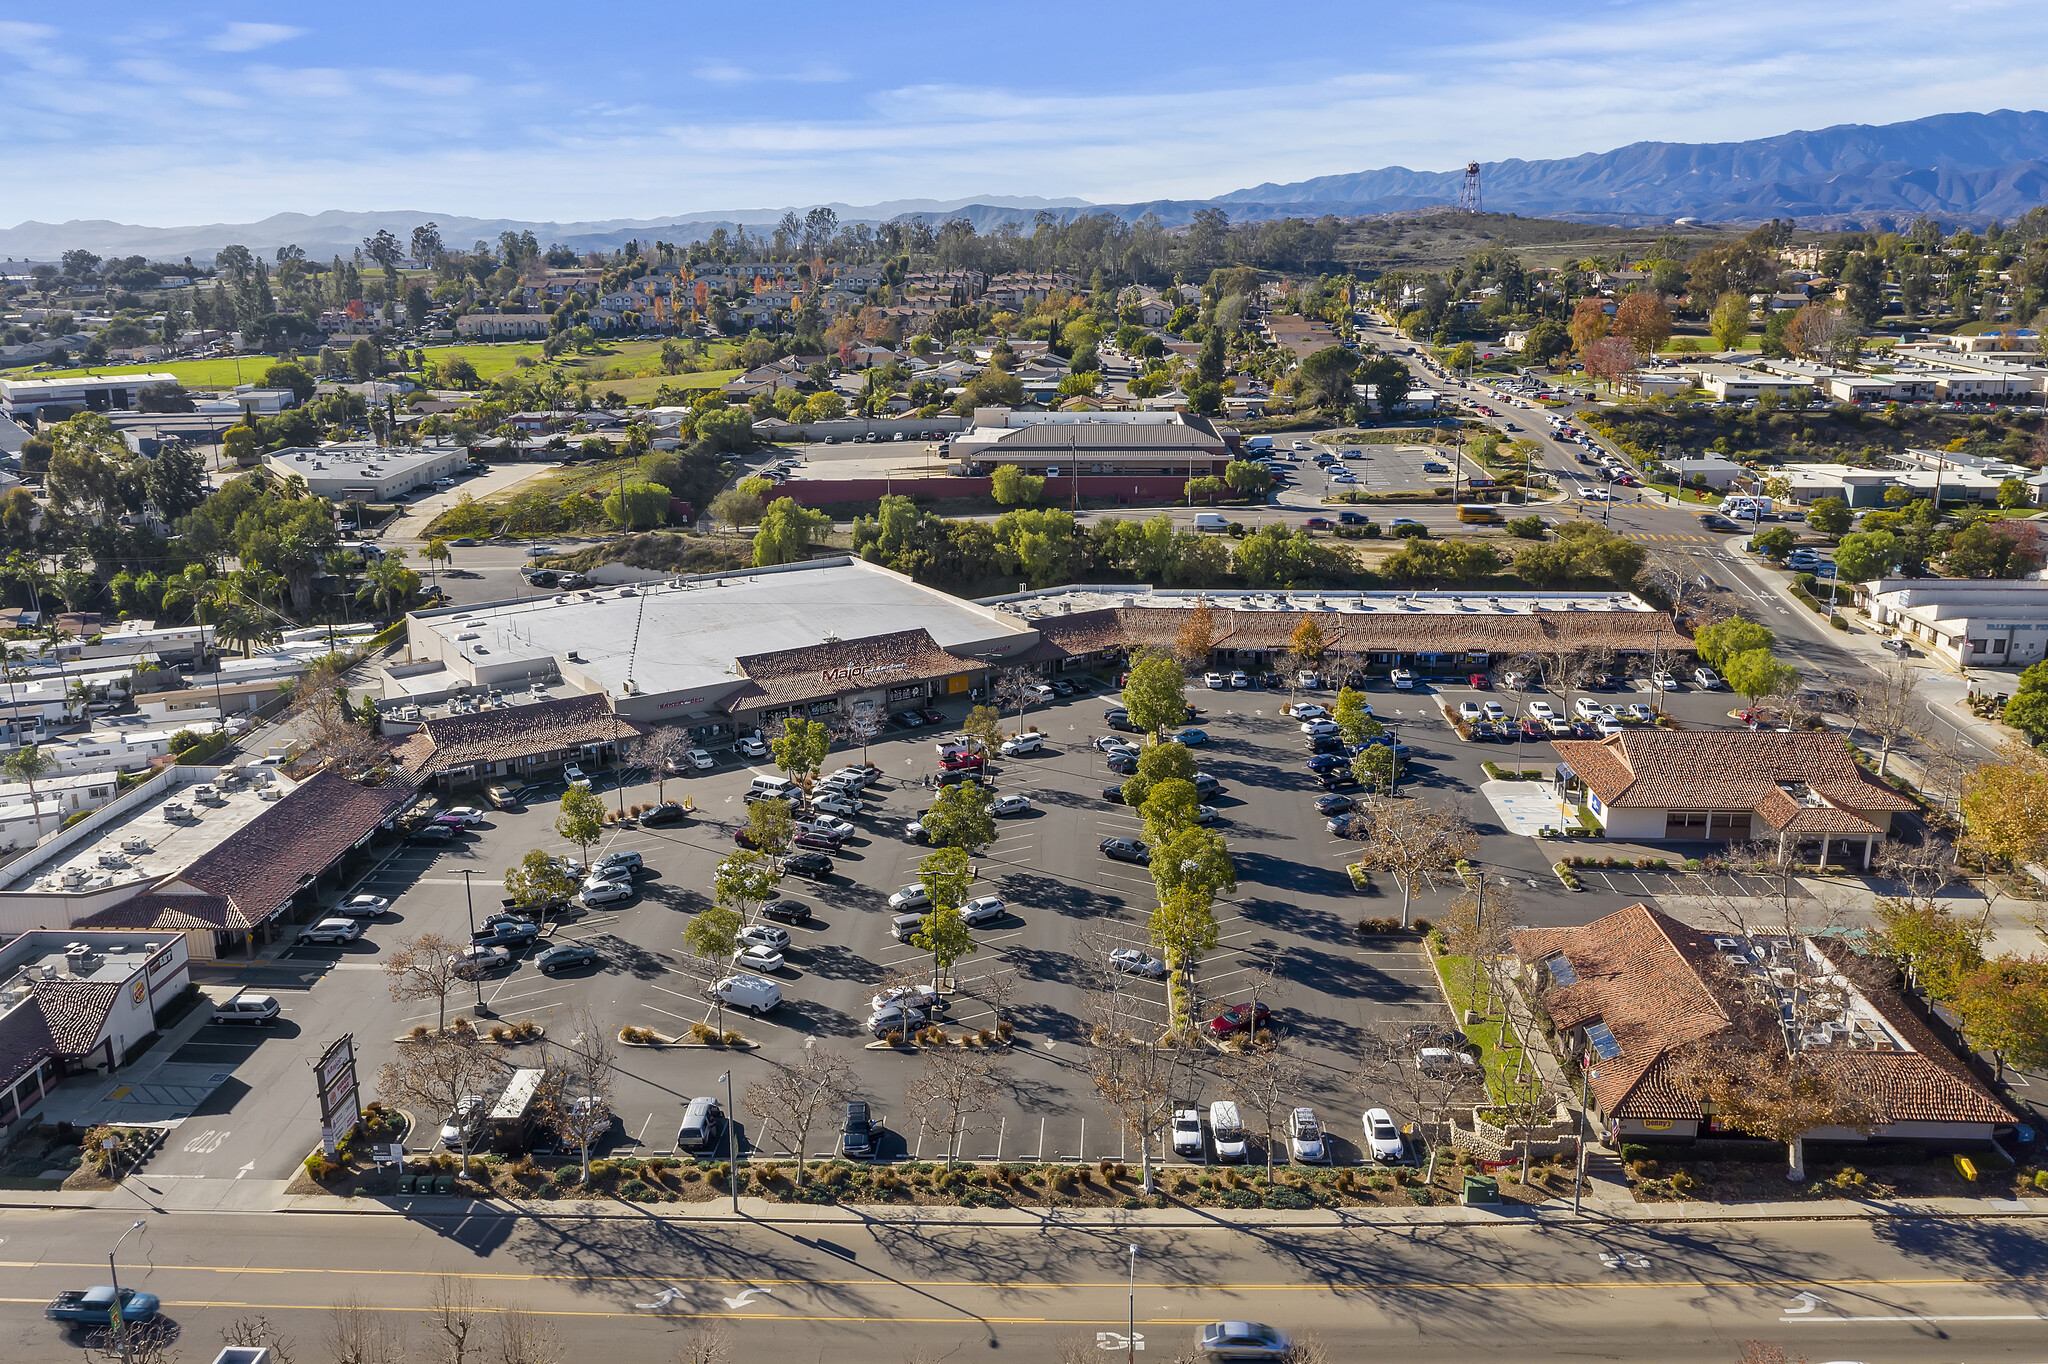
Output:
1459,162,1482,214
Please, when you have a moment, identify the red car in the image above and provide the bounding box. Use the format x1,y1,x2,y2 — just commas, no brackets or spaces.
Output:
1208,1002,1273,1037
940,750,985,772
733,828,761,849
1468,673,1490,689
1303,517,1334,530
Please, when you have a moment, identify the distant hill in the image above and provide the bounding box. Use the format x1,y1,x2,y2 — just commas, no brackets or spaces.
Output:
5,110,2045,263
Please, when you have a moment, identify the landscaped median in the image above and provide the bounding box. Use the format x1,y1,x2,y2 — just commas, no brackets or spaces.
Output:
1425,945,1544,1106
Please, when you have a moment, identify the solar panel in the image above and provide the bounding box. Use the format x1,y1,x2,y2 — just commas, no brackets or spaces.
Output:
1547,955,1579,987
1585,1022,1622,1060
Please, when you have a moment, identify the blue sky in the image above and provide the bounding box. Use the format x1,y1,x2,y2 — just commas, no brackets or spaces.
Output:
4,0,2046,225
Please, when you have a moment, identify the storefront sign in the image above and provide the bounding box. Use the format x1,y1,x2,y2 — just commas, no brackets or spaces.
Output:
820,662,908,685
657,695,710,710
315,1034,361,1158
1640,1119,1674,1131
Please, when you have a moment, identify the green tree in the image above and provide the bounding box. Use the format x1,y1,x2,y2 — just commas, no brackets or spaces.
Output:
503,848,577,922
347,337,378,381
553,784,606,866
1150,883,1220,1032
684,901,745,1017
603,480,671,529
2003,691,2048,743
1693,615,1775,669
1833,529,1903,583
1122,735,1198,812
221,423,260,467
1140,776,1203,849
1750,525,1797,560
959,704,1004,758
1996,478,2030,511
1148,825,1236,904
1223,460,1273,498
1724,647,1799,705
1869,898,1985,1003
1354,354,1411,417
1,744,55,839
919,780,996,851
1121,651,1188,736
770,716,832,781
1351,741,1403,795
1520,319,1569,364
1296,346,1361,410
259,361,316,403
746,798,794,858
1332,687,1384,746
990,464,1045,506
712,848,779,921
752,496,832,567
694,407,756,453
709,487,764,531
1805,497,1852,537
912,846,978,981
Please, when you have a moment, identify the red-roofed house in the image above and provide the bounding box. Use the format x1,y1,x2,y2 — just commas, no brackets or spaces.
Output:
1548,729,1915,867
1512,905,2014,1150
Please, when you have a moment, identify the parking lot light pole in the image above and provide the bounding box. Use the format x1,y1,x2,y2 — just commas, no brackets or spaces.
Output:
719,1070,739,1213
460,869,487,1015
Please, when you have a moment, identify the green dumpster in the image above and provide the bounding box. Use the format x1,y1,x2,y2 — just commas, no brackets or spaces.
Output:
434,1174,454,1195
397,1173,415,1194
1462,1174,1500,1205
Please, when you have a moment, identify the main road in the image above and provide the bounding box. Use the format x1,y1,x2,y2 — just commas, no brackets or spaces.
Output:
5,1204,2045,1361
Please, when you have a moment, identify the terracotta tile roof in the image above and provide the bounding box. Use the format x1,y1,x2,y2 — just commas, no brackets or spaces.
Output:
405,694,640,779
171,771,417,927
1513,905,2016,1128
733,629,982,711
1091,606,1686,658
77,891,243,933
1551,730,1913,818
26,978,118,1056
0,995,58,1089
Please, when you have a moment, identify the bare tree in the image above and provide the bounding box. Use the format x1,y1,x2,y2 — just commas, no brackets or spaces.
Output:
1083,983,1195,1193
220,1316,295,1364
1352,795,1478,927
907,1045,1002,1164
384,932,465,1033
88,1318,179,1364
377,1033,509,1178
844,704,884,763
539,1005,616,1183
1438,881,1517,1015
495,1308,561,1364
980,965,1019,1033
1353,1023,1485,1184
327,1294,409,1364
672,1327,734,1364
424,1276,488,1364
1851,657,1921,779
289,656,385,775
1872,836,1959,908
634,728,688,804
744,1040,856,1186
1532,646,1592,698
988,665,1034,725
1223,1040,1305,1182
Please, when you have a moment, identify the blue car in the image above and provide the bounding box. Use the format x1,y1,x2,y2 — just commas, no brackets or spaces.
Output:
1172,728,1209,746
1305,754,1348,774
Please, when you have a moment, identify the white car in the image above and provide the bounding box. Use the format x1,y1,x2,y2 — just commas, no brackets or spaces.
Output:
440,1096,486,1145
1362,1107,1406,1162
1196,804,1222,824
1230,671,1250,688
1650,670,1679,691
988,794,1033,818
441,806,486,826
1389,669,1415,689
738,923,790,951
1525,701,1557,721
871,983,947,1013
1573,697,1610,720
451,944,512,977
683,748,714,771
1288,1107,1329,1164
887,884,929,911
1095,735,1139,756
296,917,363,945
1456,701,1483,722
825,766,874,788
1109,947,1167,978
867,1002,932,1035
563,763,589,787
1300,719,1339,737
811,793,862,818
1205,672,1227,689
1596,716,1625,737
999,733,1044,757
1481,700,1505,721
958,894,1006,927
732,943,785,973
1625,703,1654,723
797,815,855,840
1171,1108,1205,1160
1695,667,1723,690
737,736,770,759
1287,703,1328,720
336,893,390,918
1585,487,1614,502
579,880,633,906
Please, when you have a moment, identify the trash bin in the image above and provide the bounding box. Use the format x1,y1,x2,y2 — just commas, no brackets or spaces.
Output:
397,1173,415,1194
1462,1174,1500,1205
434,1174,454,1195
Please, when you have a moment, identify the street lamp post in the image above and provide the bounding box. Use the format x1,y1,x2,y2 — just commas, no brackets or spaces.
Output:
1126,1244,1139,1364
719,1069,740,1213
459,869,488,1016
108,1218,146,1361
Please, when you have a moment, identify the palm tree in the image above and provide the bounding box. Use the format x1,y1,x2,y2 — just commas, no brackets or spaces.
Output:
356,557,415,620
4,743,57,840
159,563,213,620
53,568,97,614
212,604,270,658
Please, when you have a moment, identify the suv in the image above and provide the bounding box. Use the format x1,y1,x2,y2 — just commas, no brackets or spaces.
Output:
212,993,280,1025
841,1101,882,1159
297,917,364,946
676,1096,727,1153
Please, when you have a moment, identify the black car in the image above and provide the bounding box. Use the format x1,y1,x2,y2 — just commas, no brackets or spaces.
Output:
1050,679,1075,697
1100,836,1148,863
1314,793,1355,816
1308,735,1347,755
1105,752,1137,775
1258,672,1282,689
760,897,814,924
536,942,599,975
1319,771,1360,791
1101,783,1128,804
472,920,541,950
841,1101,882,1159
409,823,455,845
641,802,687,825
781,851,834,880
1343,671,1368,690
937,770,993,789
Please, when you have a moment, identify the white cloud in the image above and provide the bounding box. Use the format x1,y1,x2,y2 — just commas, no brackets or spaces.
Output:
246,66,356,100
207,22,305,53
373,69,477,97
693,62,751,85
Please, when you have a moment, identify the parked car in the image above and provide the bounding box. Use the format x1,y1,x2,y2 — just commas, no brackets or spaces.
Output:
563,763,589,787
732,942,785,972
485,785,520,810
1694,666,1724,690
887,884,930,911
1000,732,1044,757
1314,793,1355,816
1229,671,1250,688
1204,671,1227,689
1288,1107,1329,1164
1362,1107,1406,1162
1171,1108,1205,1160
737,736,770,758
781,852,834,880
579,880,633,907
1389,668,1415,689
335,893,390,918
1109,947,1167,978
988,794,1033,817
1208,1001,1272,1037
472,920,541,950
641,801,688,825
297,917,364,946
841,1101,883,1159
1100,836,1148,863
958,894,1006,926
451,944,513,978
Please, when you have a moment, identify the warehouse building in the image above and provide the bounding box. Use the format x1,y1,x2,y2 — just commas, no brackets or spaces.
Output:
263,443,470,502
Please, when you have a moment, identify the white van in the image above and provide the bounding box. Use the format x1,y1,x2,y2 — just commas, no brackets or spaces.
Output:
1209,1100,1248,1163
1193,512,1229,532
711,974,783,1015
748,775,796,800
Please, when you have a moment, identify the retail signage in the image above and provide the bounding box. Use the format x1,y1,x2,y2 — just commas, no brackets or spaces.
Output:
820,662,908,685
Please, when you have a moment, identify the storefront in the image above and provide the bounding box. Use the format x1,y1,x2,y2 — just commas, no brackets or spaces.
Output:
729,629,983,730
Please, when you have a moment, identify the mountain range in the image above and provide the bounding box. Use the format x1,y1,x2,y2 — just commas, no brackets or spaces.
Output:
4,110,2045,262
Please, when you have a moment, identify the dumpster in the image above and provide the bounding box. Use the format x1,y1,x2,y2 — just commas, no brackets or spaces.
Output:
1462,1173,1500,1205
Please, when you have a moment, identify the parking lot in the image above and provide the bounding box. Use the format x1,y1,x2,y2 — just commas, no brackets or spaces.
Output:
158,661,1792,1181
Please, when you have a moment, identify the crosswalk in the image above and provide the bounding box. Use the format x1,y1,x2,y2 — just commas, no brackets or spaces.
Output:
1619,532,1716,544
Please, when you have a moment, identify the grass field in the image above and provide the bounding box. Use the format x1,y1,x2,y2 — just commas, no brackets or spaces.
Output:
5,355,318,387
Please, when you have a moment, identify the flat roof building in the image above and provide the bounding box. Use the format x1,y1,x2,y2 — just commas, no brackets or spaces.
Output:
0,373,179,420
263,443,470,502
1855,578,2048,671
953,409,1234,476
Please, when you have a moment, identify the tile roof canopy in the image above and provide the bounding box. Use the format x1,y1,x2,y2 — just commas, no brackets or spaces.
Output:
1551,730,1915,821
1512,905,2013,1128
1029,603,1689,658
733,629,982,711
405,693,639,780
26,978,118,1056
169,771,416,927
76,891,242,933
0,990,59,1089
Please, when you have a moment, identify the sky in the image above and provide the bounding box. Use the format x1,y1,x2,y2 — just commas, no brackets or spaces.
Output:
4,0,2047,226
